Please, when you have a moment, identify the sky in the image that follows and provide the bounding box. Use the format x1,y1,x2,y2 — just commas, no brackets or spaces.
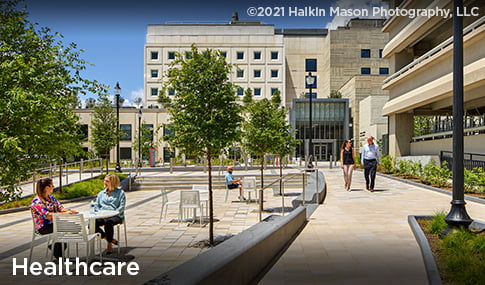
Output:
21,0,385,106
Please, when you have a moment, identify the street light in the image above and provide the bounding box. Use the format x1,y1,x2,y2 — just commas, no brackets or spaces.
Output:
114,82,122,173
441,0,472,235
138,109,142,168
306,72,315,170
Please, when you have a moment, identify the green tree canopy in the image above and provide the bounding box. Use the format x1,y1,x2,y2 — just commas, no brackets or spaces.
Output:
0,0,104,200
160,44,243,245
90,94,118,171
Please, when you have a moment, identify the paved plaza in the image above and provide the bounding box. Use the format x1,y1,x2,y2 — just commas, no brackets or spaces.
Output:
1,165,485,284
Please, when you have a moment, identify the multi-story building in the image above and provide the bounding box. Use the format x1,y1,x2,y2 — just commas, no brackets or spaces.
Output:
382,0,485,157
76,15,389,164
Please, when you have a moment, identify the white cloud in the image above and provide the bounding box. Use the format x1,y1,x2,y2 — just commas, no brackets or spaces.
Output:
326,0,387,30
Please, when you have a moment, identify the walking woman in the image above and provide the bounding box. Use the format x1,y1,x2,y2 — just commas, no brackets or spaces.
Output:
340,139,356,191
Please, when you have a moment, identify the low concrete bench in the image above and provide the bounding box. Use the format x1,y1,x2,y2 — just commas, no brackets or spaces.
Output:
292,170,326,209
145,206,307,285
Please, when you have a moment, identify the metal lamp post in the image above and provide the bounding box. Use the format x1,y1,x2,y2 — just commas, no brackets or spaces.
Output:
442,0,472,235
138,109,142,168
306,72,315,169
114,82,122,173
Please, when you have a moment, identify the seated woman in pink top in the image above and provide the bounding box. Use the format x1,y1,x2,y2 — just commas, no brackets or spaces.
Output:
30,178,77,258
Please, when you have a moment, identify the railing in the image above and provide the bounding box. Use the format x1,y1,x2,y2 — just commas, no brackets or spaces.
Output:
257,168,318,221
0,158,104,197
440,151,485,171
412,125,485,142
383,16,485,84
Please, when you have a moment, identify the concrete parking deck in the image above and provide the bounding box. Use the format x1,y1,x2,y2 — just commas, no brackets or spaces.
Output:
1,166,485,284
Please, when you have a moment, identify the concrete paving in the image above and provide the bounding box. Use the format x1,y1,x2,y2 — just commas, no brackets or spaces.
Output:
1,165,484,284
260,166,485,285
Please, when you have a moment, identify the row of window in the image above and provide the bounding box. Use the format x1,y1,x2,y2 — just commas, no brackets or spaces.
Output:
150,87,281,97
150,69,280,79
150,51,280,61
80,124,154,141
361,67,389,75
361,49,384,58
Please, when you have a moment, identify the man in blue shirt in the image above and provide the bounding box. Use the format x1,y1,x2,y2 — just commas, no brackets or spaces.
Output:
225,166,244,201
360,136,380,192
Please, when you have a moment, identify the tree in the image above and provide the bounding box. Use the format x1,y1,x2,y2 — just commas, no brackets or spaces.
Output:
90,94,119,172
242,91,292,212
0,0,104,201
329,90,342,98
133,122,157,163
85,98,96,109
160,44,243,245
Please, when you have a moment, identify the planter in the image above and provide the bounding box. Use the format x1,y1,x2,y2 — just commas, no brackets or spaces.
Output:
408,215,485,285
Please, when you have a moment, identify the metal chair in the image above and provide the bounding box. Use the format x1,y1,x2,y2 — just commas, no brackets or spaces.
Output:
192,185,209,217
52,214,102,263
115,217,128,256
178,190,203,227
242,176,258,203
160,187,178,222
29,210,52,264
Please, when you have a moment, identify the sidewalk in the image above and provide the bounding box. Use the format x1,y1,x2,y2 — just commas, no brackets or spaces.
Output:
260,167,485,284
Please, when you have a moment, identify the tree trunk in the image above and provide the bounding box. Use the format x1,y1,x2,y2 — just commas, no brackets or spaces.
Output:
207,150,214,246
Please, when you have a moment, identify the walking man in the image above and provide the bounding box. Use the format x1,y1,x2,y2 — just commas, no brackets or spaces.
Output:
360,136,380,192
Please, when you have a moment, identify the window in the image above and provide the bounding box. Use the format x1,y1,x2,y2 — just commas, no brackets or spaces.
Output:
271,70,278,78
151,88,158,96
379,49,383,58
237,52,244,60
168,52,175,59
151,51,158,60
120,147,132,160
168,89,175,96
144,124,154,141
305,76,317,88
379,67,389,75
305,59,317,72
361,49,371,58
163,126,175,138
220,51,227,58
120,124,132,141
80,124,88,141
185,52,192,59
361,67,371,75
271,88,279,95
237,70,244,78
271,51,278,60
237,88,244,96
254,51,261,60
254,70,261,78
254,88,261,96
151,70,158,78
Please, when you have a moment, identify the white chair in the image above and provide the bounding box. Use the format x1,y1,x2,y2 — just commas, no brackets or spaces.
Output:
225,183,231,202
52,214,102,263
179,190,203,227
160,187,178,222
115,218,128,256
29,211,52,264
192,185,209,217
242,176,258,203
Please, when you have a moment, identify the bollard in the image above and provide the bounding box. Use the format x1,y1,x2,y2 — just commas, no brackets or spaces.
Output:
170,157,173,174
329,155,333,169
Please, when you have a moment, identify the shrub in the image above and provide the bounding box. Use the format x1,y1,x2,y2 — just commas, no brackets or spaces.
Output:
380,155,395,174
421,160,451,187
410,161,423,178
464,167,485,193
428,210,448,234
441,229,485,285
397,159,414,178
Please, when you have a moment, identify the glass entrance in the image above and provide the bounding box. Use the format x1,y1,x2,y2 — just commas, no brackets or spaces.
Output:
313,144,328,161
